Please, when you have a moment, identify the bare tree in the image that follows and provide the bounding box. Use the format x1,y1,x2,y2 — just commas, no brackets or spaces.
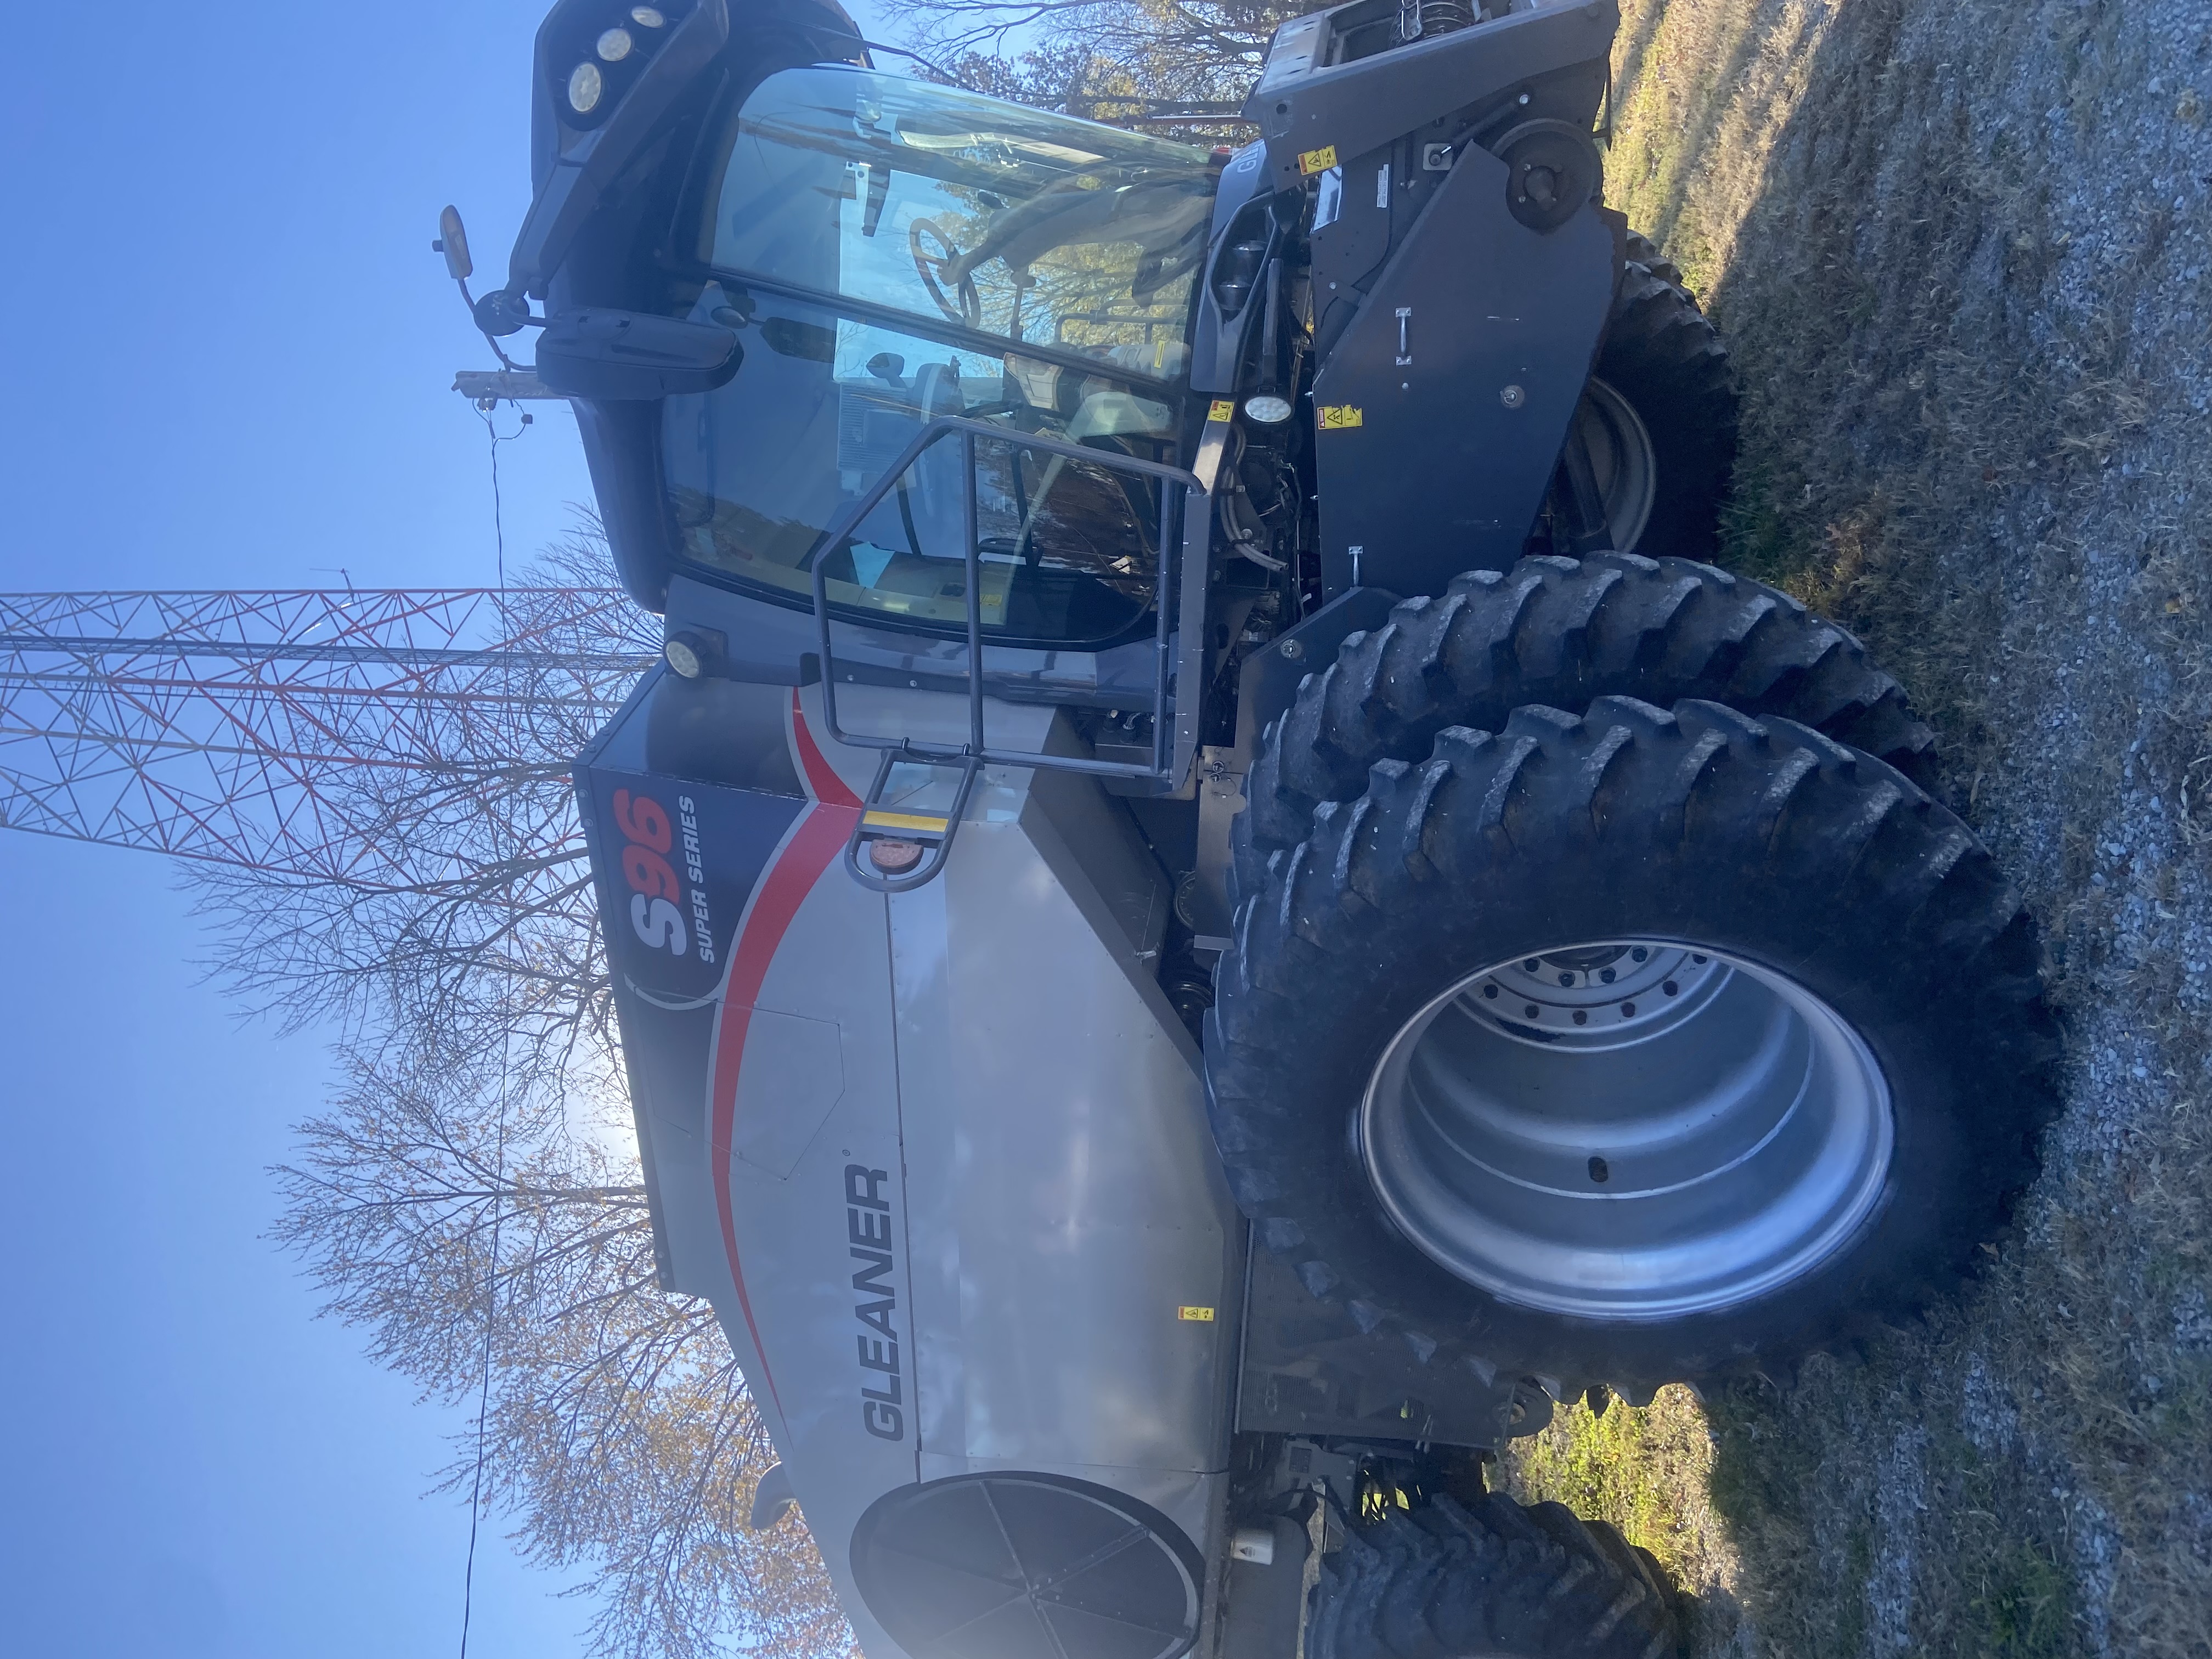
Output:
273,1036,853,1659
190,531,643,1079
201,530,854,1659
893,0,1325,130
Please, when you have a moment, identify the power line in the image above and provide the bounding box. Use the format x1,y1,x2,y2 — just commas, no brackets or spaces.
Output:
460,1077,510,1659
462,394,533,1659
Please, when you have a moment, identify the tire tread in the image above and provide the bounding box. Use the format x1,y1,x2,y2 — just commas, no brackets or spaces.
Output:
1308,1495,1685,1659
1237,555,1938,897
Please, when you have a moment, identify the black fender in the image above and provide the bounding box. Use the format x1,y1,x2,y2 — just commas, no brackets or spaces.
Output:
1309,157,1621,595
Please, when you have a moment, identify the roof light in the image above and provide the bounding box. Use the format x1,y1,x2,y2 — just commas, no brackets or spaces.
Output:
631,5,667,25
567,61,603,114
597,27,634,61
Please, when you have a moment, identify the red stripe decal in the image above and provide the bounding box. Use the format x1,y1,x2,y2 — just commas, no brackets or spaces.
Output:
791,687,861,807
706,692,860,1419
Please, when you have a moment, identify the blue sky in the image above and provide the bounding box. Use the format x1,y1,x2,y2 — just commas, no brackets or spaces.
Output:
0,2,871,1652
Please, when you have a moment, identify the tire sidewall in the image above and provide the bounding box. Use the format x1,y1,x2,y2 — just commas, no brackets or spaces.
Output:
1222,812,2003,1384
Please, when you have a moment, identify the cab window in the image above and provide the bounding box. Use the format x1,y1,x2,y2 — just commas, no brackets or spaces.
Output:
695,65,1211,379
663,289,1180,647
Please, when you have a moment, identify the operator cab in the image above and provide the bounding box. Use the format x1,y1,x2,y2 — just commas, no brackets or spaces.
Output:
668,67,1212,647
575,41,1218,650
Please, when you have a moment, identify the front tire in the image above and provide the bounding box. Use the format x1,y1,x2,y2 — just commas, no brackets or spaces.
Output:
1207,698,2057,1387
1580,237,1736,561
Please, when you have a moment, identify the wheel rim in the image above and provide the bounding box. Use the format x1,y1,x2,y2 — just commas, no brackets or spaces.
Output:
1359,941,1895,1321
1576,377,1656,552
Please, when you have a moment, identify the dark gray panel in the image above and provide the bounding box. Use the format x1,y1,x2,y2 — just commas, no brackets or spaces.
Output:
1310,148,1617,597
1236,1245,1526,1449
1216,1517,1310,1659
1245,1,1617,194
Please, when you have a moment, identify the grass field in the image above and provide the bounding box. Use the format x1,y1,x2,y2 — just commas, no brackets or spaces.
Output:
1502,1,2212,1654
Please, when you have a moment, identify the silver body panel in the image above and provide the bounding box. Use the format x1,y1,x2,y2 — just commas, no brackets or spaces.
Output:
586,678,1243,1658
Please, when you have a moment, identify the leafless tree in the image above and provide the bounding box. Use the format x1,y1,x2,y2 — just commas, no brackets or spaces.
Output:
893,0,1325,132
273,1036,852,1659
200,530,854,1659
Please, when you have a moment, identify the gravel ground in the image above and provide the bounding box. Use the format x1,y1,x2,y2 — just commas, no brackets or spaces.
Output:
1506,1,2212,1653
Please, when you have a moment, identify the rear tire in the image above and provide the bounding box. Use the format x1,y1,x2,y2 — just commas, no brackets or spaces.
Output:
1207,698,2057,1387
1237,553,1937,896
1307,1494,1684,1659
1588,238,1736,561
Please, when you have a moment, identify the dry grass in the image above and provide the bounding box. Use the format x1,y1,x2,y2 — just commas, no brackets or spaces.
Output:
1499,0,2212,1653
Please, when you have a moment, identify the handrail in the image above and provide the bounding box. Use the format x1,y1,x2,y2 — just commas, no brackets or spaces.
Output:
805,414,1210,888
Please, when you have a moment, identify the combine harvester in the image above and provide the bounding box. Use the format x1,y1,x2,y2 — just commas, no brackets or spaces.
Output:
442,1,2056,1651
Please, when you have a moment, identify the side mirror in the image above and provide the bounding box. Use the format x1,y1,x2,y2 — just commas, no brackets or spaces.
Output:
533,308,742,400
435,205,473,281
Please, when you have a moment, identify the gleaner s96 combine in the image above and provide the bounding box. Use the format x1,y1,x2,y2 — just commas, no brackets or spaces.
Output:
448,0,2056,1652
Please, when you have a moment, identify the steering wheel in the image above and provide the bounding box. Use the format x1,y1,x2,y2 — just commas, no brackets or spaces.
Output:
910,218,983,330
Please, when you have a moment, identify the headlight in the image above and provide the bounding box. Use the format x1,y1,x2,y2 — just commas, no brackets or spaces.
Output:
567,60,604,114
630,5,667,25
597,27,634,61
1243,395,1294,425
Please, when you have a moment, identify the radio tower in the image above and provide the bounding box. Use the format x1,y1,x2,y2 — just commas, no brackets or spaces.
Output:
0,585,655,887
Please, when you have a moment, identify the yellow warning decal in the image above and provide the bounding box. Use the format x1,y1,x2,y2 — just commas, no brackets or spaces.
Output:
1177,1305,1217,1322
1297,144,1339,176
1207,399,1236,424
862,810,950,833
1317,404,1364,430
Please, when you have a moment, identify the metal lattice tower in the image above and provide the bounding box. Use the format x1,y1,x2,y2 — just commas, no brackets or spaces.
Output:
0,588,656,887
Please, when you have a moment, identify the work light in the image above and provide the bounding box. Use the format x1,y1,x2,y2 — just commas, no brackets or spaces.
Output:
567,60,604,114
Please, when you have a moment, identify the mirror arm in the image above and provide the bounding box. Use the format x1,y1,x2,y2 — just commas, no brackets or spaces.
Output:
438,205,546,377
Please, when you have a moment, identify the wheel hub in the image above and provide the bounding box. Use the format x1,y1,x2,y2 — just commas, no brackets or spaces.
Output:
1576,377,1656,553
1359,940,1895,1320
